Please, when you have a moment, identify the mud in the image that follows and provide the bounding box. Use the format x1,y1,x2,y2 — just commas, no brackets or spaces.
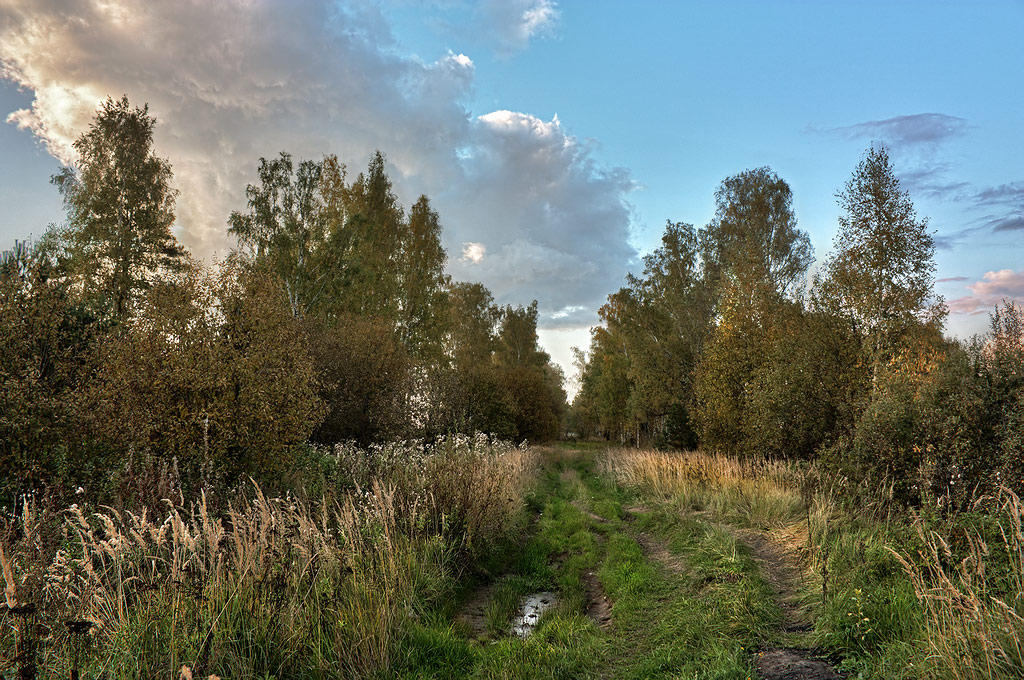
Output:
582,568,613,628
457,583,496,638
732,527,811,632
755,648,841,680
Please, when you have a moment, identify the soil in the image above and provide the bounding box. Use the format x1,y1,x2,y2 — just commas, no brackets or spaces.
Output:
625,505,686,574
582,567,613,628
727,527,842,679
633,531,687,574
755,649,841,680
457,583,495,638
572,499,612,525
731,527,812,633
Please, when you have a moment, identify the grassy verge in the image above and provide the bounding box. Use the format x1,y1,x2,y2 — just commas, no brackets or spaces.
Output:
0,437,537,679
602,446,1024,679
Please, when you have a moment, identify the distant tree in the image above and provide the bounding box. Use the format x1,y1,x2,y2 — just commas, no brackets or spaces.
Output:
228,152,329,316
400,196,450,365
817,144,945,363
429,281,513,438
494,301,567,441
700,166,812,308
574,323,632,441
52,95,183,320
448,282,501,364
342,151,406,320
495,301,548,368
306,315,410,446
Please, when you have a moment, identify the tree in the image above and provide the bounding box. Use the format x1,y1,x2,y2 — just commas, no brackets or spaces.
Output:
306,315,410,446
617,221,712,445
700,166,812,308
495,301,548,369
228,152,329,316
343,151,405,320
817,144,945,362
448,282,501,365
87,259,324,486
52,95,183,320
693,168,813,455
400,196,450,365
0,241,99,503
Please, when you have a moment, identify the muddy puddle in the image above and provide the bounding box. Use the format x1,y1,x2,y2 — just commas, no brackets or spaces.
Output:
511,591,558,637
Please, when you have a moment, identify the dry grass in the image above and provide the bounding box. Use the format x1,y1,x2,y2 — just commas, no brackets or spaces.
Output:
600,447,806,528
0,436,538,678
891,487,1024,679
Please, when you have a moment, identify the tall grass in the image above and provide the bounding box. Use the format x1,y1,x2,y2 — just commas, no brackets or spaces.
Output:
892,488,1024,679
602,446,1024,678
0,435,537,678
599,447,805,528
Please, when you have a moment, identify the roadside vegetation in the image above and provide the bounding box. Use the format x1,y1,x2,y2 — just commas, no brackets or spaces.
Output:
2,93,1022,678
604,446,1024,679
1,437,538,678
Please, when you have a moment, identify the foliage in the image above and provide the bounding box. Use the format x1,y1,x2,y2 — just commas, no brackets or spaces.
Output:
227,150,563,446
306,314,411,446
700,166,813,305
0,242,99,504
51,95,184,320
84,258,324,487
692,168,812,456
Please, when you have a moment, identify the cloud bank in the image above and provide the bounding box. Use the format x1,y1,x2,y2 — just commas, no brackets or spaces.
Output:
948,269,1024,316
0,0,633,328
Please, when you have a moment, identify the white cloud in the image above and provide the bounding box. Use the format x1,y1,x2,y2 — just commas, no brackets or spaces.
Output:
440,110,636,327
0,0,634,330
478,0,559,56
460,241,485,263
0,0,472,255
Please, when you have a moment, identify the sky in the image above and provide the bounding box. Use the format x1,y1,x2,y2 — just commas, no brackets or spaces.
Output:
1,0,1022,395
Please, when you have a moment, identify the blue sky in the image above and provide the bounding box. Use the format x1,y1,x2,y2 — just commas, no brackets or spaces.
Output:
1,1,1022,388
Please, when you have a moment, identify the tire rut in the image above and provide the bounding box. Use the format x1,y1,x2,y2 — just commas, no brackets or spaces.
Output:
727,527,841,680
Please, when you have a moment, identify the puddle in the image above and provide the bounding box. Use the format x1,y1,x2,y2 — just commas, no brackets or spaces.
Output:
511,591,558,637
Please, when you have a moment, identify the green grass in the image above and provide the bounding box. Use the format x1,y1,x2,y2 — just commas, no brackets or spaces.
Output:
396,445,783,679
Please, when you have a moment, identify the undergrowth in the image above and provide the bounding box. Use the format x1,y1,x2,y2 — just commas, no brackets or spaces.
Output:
0,435,537,679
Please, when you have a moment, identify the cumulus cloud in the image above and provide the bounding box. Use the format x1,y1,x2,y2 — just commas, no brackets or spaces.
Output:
478,0,559,56
460,241,485,264
947,269,1024,315
0,0,474,255
441,110,637,327
0,0,634,329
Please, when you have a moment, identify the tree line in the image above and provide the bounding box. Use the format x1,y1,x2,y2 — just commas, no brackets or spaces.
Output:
571,150,1023,506
0,95,567,506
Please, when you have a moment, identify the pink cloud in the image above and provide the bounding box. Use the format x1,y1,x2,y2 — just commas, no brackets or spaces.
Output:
948,269,1024,315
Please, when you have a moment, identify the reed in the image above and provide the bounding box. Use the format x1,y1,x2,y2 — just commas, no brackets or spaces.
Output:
0,436,537,678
